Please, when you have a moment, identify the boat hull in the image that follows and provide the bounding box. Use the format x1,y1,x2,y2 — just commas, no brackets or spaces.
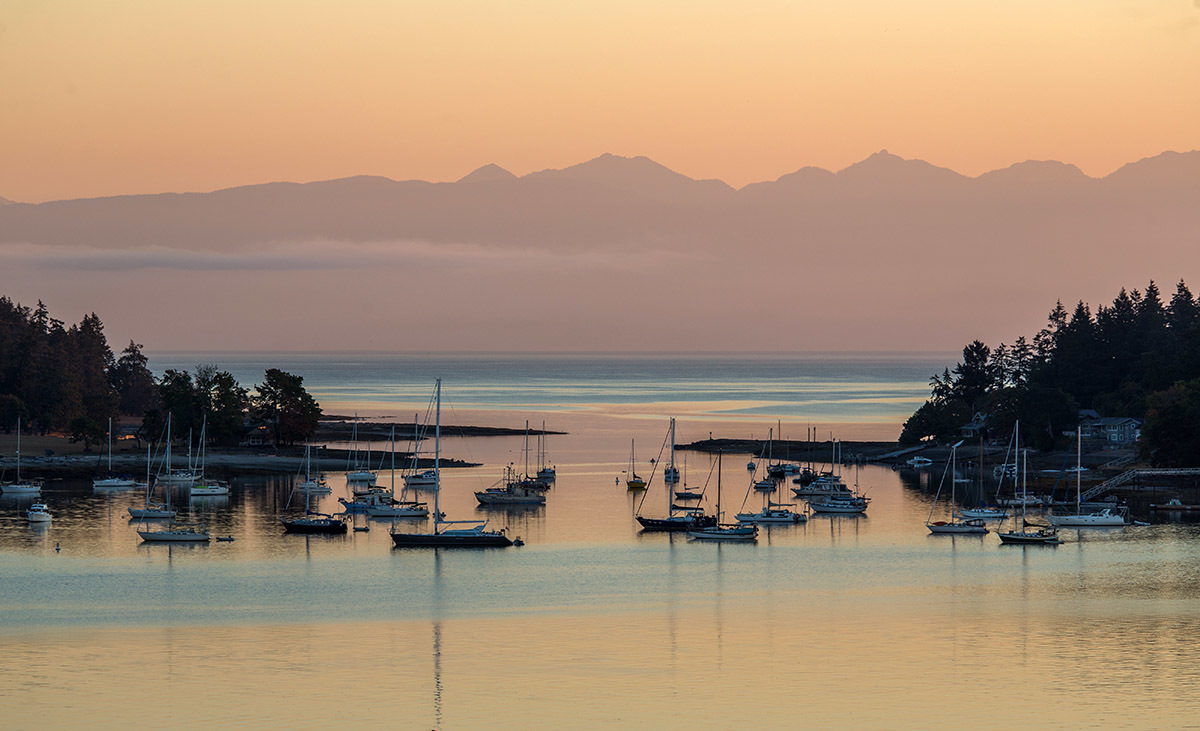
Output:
687,527,758,541
128,507,177,519
998,531,1061,545
138,530,210,542
1047,514,1125,527
281,518,348,534
637,515,717,531
927,521,988,534
390,532,513,547
1,483,42,495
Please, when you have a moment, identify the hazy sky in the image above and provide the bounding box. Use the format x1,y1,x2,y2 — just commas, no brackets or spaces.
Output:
2,0,1198,202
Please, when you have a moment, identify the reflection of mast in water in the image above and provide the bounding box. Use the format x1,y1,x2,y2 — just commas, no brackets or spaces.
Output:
714,542,726,670
666,532,680,671
432,549,445,729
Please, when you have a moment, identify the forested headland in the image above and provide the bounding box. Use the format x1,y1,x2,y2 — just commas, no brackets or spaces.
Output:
0,297,320,450
901,280,1200,466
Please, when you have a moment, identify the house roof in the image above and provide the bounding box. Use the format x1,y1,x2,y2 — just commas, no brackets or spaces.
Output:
1090,417,1142,427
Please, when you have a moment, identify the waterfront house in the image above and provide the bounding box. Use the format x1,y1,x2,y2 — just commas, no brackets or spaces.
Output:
1079,415,1142,445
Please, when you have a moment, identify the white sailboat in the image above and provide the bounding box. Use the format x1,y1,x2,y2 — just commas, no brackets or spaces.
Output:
189,416,230,496
345,414,378,485
391,380,513,547
92,417,141,489
137,414,209,541
536,420,556,480
1,417,42,495
1048,427,1126,528
360,426,428,517
625,439,646,489
128,432,175,519
663,418,680,484
296,443,332,493
926,440,988,534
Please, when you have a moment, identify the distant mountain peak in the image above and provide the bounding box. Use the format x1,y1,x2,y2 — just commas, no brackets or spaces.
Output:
836,150,966,187
0,195,12,205
457,163,517,183
976,159,1092,184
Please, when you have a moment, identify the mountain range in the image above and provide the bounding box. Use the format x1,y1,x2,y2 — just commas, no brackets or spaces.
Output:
1,149,1197,351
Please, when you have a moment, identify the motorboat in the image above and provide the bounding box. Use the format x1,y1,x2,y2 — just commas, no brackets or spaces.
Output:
906,456,934,468
475,465,549,506
1150,499,1200,511
735,505,807,524
189,481,230,497
809,494,870,514
27,503,52,523
958,507,1007,520
1048,507,1126,527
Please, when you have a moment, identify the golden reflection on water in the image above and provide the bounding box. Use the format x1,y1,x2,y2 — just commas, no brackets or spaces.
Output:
5,586,1200,730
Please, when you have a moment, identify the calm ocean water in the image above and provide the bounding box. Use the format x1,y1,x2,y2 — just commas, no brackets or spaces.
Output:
4,353,1199,730
145,351,950,435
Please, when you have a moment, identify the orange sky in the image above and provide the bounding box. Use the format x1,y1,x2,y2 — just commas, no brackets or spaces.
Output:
2,0,1198,202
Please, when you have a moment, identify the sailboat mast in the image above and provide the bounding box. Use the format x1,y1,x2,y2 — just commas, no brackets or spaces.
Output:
15,416,20,482
391,425,396,494
670,418,675,471
716,450,723,523
1076,425,1082,514
434,379,442,530
524,420,530,477
108,416,113,473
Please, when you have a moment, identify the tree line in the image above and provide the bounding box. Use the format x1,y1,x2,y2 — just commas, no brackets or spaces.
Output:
900,280,1200,465
0,297,320,449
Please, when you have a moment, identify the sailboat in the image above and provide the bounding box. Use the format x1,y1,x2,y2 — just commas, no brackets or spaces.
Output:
129,433,175,519
998,422,1061,545
753,428,777,491
391,380,514,548
157,427,200,486
674,455,703,500
403,413,438,487
663,418,680,484
363,426,429,517
295,442,332,494
687,451,758,540
281,450,349,534
1,417,42,495
345,414,378,486
92,417,141,489
926,441,988,534
1048,426,1126,527
625,439,647,489
189,416,230,496
137,414,210,542
636,445,716,531
536,421,556,480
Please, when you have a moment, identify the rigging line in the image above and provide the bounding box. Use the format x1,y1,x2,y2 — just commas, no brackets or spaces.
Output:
443,398,492,489
927,448,954,523
635,425,675,515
